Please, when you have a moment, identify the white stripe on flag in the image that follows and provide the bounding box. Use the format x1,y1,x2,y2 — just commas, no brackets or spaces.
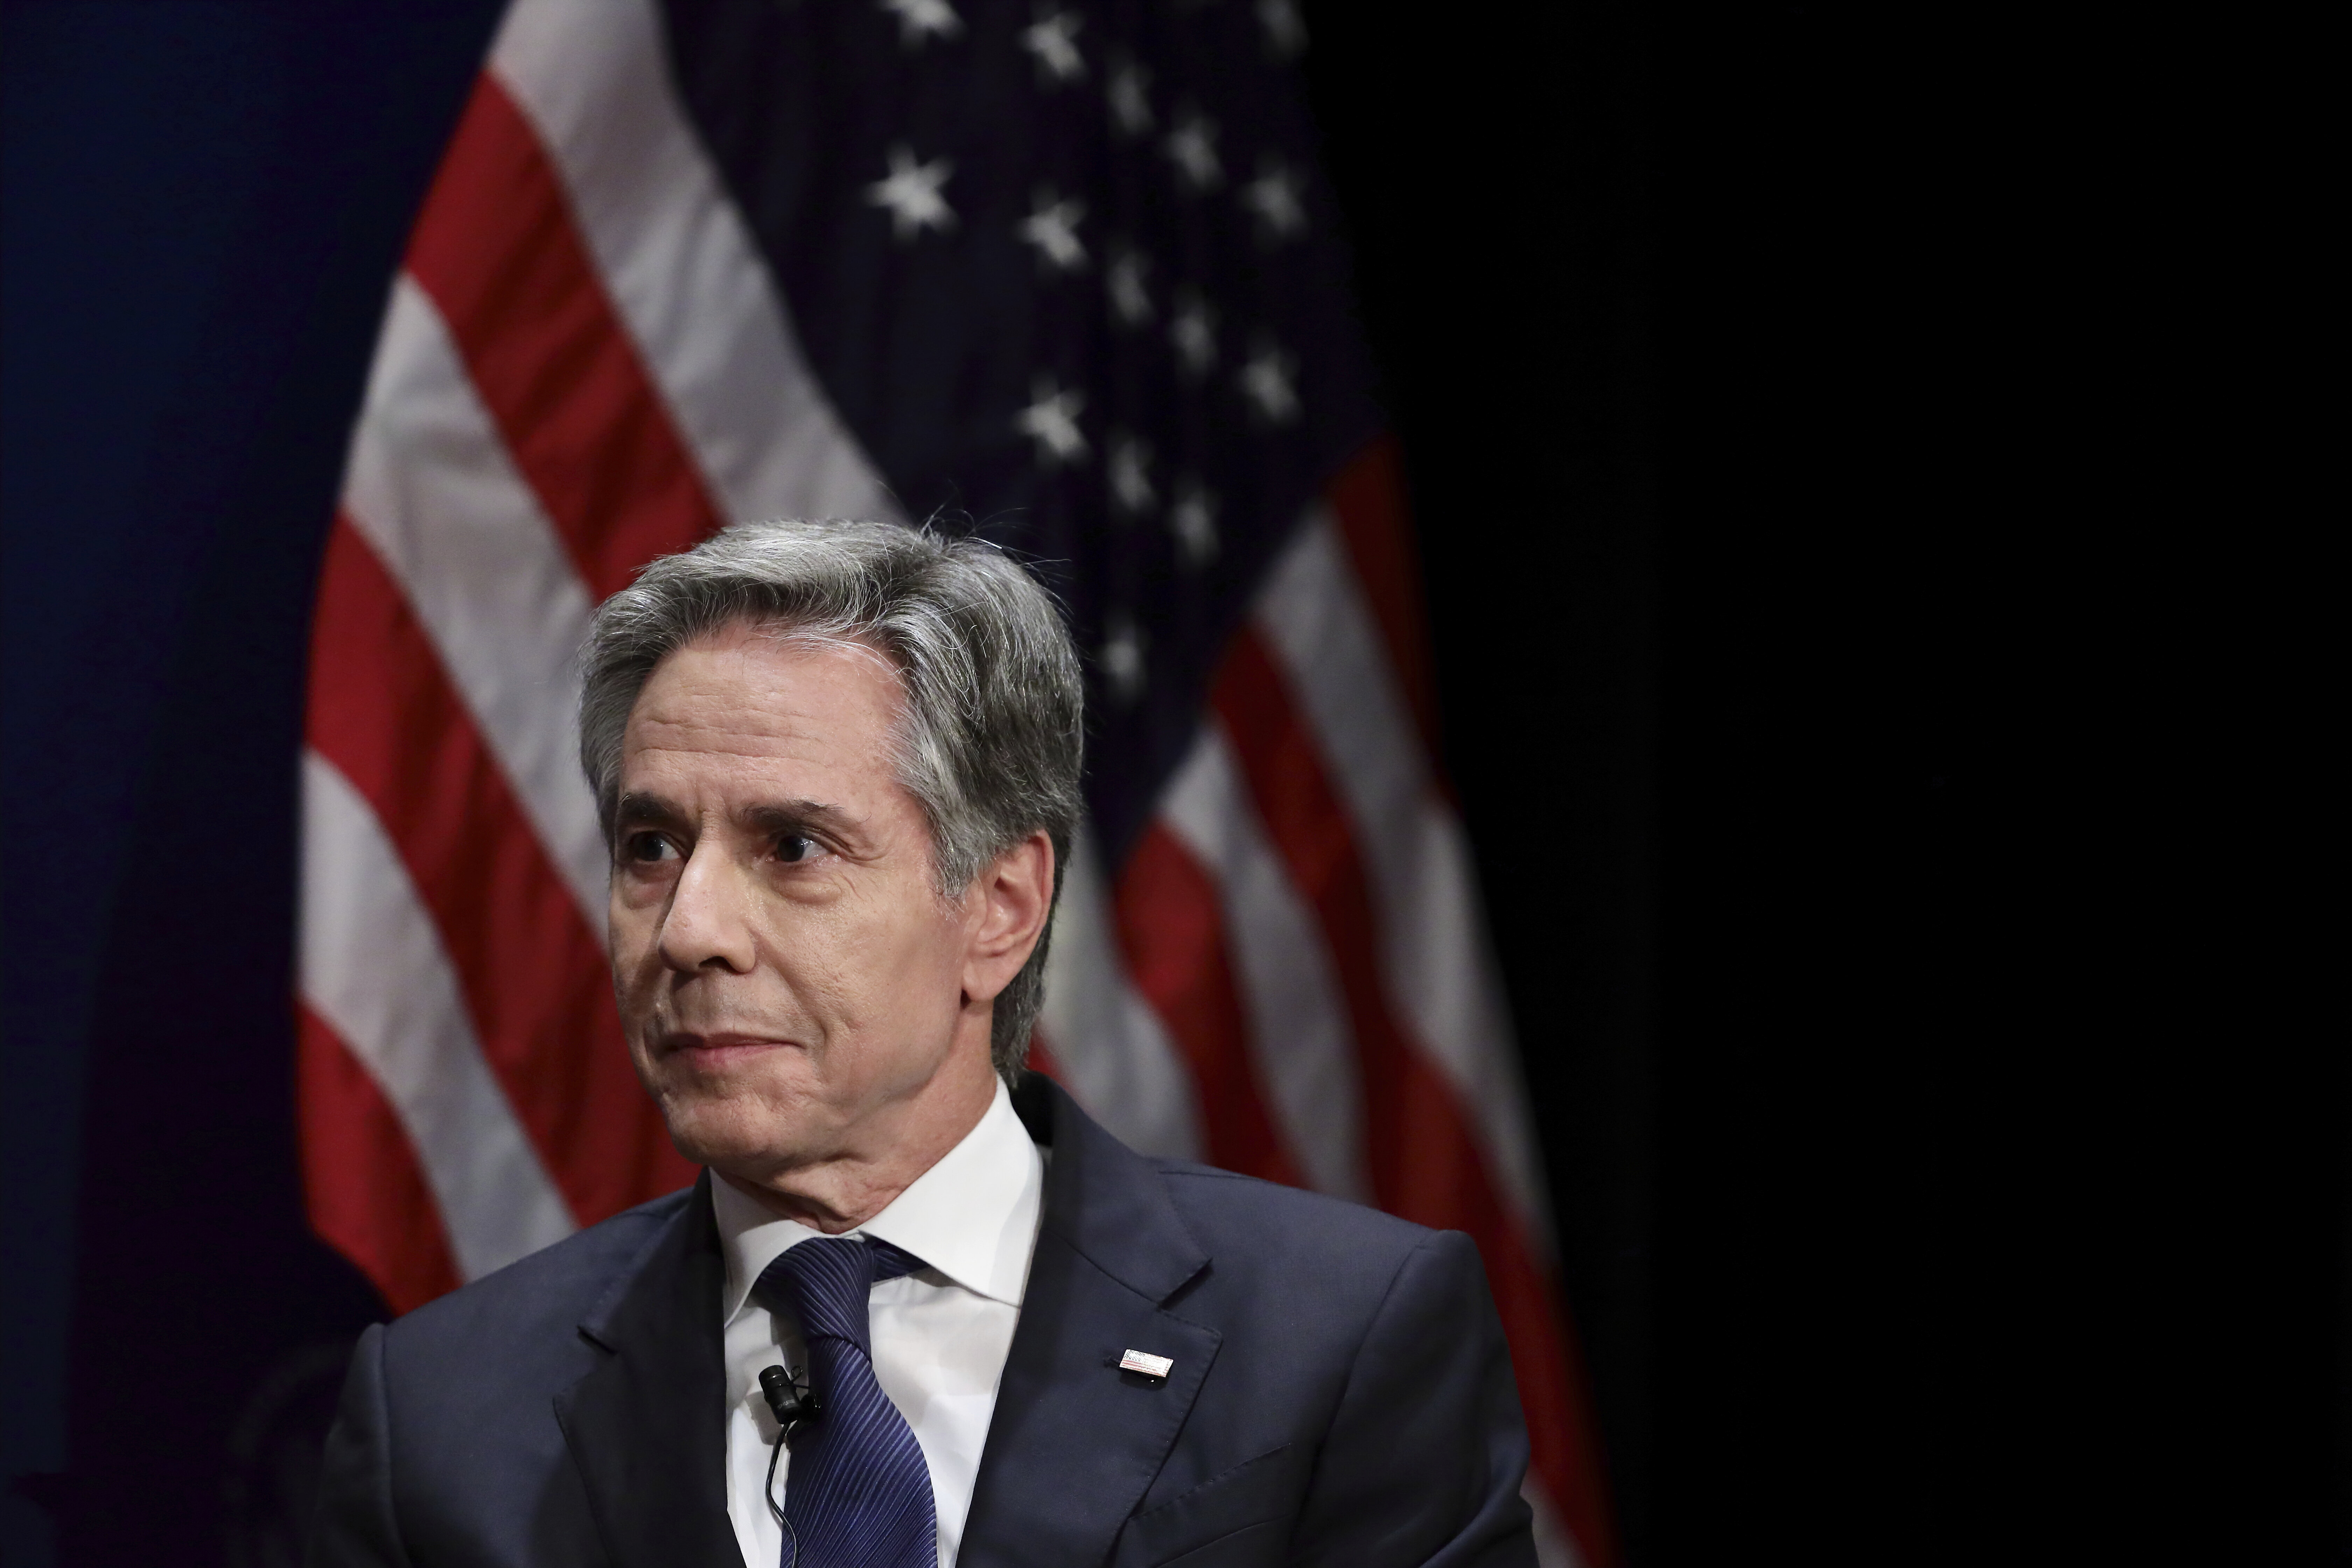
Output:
340,275,609,932
1526,1480,1589,1568
1159,724,1370,1202
490,0,895,525
299,749,576,1279
1039,821,1205,1162
1254,511,1552,1237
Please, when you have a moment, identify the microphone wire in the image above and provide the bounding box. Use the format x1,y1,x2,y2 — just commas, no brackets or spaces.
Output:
764,1403,803,1568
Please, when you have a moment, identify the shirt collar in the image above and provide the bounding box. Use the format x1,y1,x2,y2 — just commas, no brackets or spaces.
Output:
714,1075,1044,1321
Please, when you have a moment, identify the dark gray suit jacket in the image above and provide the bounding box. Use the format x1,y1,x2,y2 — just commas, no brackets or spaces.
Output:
308,1075,1536,1567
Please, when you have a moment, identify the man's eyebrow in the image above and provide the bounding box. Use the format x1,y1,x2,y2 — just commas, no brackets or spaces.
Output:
744,800,856,838
614,791,688,828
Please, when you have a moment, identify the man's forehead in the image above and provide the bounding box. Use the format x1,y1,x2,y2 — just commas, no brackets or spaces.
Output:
618,643,897,800
614,786,852,830
632,630,902,734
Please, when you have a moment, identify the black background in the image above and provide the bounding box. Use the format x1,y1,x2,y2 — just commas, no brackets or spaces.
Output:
2,8,504,1567
2,2,2338,1566
1302,9,2339,1561
1303,5,1978,1559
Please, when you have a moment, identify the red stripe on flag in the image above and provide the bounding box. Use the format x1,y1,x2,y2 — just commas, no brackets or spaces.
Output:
1323,436,1446,773
405,72,721,597
307,514,695,1227
1115,824,1307,1188
1210,631,1618,1567
297,1004,463,1315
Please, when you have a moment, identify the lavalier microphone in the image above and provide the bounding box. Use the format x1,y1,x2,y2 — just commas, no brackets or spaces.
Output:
758,1363,823,1428
758,1361,821,1556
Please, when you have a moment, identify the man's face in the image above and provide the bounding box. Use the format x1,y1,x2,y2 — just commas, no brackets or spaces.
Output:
608,622,981,1180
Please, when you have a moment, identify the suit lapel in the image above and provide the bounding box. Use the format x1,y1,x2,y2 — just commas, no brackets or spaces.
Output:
554,1171,743,1568
959,1078,1220,1568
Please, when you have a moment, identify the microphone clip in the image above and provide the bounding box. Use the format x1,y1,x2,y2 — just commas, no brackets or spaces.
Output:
758,1363,823,1430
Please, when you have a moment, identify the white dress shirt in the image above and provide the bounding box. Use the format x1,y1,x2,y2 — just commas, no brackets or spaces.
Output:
714,1078,1045,1568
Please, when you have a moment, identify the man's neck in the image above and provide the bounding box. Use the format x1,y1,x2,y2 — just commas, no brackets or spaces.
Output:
716,1056,998,1233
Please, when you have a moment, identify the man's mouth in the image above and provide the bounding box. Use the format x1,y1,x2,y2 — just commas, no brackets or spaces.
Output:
658,1032,798,1071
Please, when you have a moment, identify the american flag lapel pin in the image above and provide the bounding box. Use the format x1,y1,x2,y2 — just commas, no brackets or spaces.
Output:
1118,1348,1175,1382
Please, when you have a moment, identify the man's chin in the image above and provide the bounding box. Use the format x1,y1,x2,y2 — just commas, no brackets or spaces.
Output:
649,1079,824,1171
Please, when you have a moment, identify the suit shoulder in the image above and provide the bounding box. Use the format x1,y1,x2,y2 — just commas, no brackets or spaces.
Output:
1149,1159,1437,1265
386,1185,697,1352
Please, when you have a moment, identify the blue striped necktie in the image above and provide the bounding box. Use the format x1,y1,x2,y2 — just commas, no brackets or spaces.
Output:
756,1236,938,1568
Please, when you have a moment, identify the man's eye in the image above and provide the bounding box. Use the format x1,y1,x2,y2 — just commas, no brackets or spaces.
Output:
776,834,817,864
623,832,677,864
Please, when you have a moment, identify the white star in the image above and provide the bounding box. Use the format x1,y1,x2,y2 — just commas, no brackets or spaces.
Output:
867,146,955,240
1163,110,1222,191
1107,247,1153,326
1109,433,1155,514
1017,190,1088,273
1099,612,1147,703
1020,10,1085,83
1241,159,1307,243
1239,341,1299,424
1171,479,1219,566
878,0,962,46
1170,290,1217,377
1257,0,1307,59
1107,57,1153,136
1015,378,1088,467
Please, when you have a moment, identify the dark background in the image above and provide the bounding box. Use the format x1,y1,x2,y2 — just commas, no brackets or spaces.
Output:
1306,8,1976,1559
3,3,2337,1567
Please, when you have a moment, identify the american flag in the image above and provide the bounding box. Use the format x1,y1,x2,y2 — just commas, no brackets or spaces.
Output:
296,1,1613,1562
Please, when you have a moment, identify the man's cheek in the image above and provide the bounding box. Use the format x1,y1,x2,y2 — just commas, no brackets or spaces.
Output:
608,900,656,964
609,912,665,996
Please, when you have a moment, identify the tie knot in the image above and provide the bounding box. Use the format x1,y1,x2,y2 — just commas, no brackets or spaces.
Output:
754,1236,928,1351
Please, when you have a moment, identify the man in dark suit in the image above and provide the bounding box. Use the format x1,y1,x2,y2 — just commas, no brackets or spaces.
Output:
309,519,1535,1568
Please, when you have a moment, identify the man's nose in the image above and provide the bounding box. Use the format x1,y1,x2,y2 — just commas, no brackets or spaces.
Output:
657,845,758,974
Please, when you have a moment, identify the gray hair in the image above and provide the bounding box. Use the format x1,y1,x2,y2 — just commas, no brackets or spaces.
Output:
579,518,1085,1083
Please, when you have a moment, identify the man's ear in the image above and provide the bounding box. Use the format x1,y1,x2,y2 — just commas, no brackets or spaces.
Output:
960,830,1056,1005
